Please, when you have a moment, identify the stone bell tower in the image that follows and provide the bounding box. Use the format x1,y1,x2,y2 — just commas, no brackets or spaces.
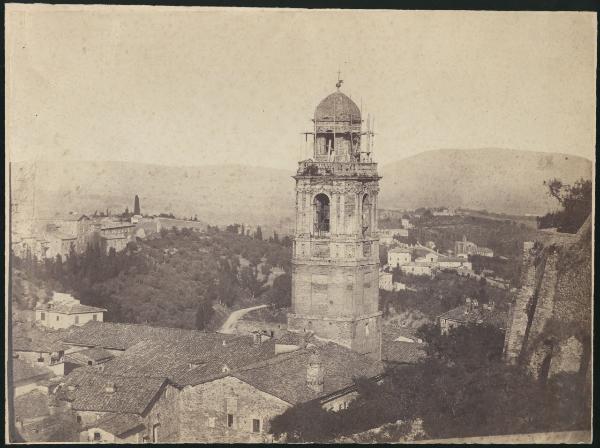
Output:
287,79,382,360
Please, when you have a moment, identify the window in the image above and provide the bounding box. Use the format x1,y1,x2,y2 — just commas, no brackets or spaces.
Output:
75,315,79,324
93,432,101,441
227,414,234,428
56,316,60,321
40,312,45,321
313,194,330,233
252,419,261,433
93,314,97,321
365,322,370,336
87,361,93,366
76,415,82,424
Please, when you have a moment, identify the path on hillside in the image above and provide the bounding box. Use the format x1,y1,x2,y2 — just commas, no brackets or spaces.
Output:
217,304,268,334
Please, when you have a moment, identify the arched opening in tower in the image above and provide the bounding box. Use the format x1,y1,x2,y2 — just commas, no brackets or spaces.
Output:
362,194,371,236
314,193,330,234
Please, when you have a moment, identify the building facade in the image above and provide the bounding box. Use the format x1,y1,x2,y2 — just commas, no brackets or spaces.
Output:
288,84,382,359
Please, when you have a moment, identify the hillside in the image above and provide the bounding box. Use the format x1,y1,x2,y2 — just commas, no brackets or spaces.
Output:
379,148,592,215
11,148,592,224
13,160,296,226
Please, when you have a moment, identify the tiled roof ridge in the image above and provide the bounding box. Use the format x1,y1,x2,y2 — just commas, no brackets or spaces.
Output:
234,347,309,374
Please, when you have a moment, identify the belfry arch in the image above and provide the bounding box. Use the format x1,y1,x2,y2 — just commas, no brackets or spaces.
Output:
313,193,330,234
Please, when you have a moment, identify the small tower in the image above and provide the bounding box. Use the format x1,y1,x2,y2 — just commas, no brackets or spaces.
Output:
288,79,382,360
306,351,324,392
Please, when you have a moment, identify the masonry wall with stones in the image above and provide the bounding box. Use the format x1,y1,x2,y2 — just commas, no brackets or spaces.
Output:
177,376,290,443
503,223,592,382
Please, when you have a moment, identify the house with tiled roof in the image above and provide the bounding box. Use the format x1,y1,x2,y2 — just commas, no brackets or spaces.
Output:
381,326,427,366
11,358,54,397
35,292,106,330
52,321,386,443
64,347,115,374
12,322,69,375
438,298,508,335
55,367,178,443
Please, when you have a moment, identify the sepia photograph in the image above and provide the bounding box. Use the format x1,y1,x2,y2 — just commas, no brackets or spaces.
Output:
4,4,595,444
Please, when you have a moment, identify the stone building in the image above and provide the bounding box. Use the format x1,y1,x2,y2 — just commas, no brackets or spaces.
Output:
288,83,382,359
388,247,411,267
35,292,106,330
51,321,384,443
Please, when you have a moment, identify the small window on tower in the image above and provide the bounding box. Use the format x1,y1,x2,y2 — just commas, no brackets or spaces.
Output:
252,419,261,433
227,414,234,428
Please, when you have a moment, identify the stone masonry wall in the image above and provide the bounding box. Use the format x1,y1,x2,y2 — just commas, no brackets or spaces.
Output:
178,376,290,443
503,245,537,363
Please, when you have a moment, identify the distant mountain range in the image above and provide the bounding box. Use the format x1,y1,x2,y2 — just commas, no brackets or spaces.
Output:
378,148,592,215
11,148,592,226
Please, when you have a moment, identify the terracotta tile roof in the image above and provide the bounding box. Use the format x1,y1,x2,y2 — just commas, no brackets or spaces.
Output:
60,367,167,414
12,358,54,383
14,390,51,420
381,335,427,365
438,304,508,330
35,302,107,314
101,332,277,387
65,347,115,365
12,324,70,353
62,321,216,350
233,342,384,405
274,331,313,346
88,413,145,437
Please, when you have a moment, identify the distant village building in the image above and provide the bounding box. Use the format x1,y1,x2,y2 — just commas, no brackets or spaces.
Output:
388,248,411,267
401,262,434,277
379,272,405,291
35,292,106,330
400,218,413,229
432,208,455,216
455,235,494,257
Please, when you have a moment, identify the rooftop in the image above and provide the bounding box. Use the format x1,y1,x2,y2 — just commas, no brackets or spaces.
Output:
233,342,384,405
36,302,106,315
14,390,51,420
59,367,167,414
13,323,71,353
65,347,115,365
315,91,361,122
438,304,508,330
12,358,54,383
88,413,145,437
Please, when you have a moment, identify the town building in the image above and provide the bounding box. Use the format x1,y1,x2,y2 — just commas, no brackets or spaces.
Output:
11,358,54,397
388,247,411,267
51,321,385,443
12,323,68,376
35,292,106,330
400,218,413,229
288,83,382,359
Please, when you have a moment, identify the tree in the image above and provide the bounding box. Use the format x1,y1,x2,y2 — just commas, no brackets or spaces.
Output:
255,226,263,241
539,178,592,233
270,273,291,308
239,265,268,299
134,195,141,215
195,299,214,330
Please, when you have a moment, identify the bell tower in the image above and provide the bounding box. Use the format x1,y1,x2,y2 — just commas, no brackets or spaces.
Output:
288,79,382,360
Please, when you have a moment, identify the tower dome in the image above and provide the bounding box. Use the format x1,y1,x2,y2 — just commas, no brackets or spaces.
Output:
315,91,361,122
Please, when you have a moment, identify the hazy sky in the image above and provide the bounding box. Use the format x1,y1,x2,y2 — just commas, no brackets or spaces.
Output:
6,6,597,170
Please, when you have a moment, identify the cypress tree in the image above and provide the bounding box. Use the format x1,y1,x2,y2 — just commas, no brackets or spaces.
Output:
134,195,141,215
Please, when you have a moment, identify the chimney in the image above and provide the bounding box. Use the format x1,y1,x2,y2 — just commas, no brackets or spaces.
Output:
306,351,324,393
104,382,116,393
